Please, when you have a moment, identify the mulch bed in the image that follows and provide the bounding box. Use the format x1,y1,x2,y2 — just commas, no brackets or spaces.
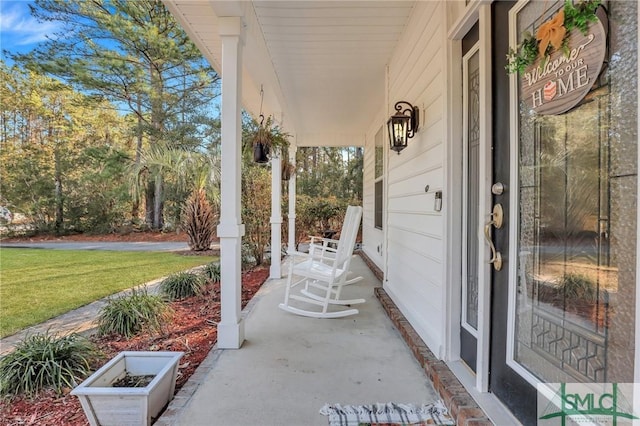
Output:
0,267,269,426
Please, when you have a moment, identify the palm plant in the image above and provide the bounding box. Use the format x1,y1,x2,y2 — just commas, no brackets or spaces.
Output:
183,154,220,251
183,186,216,250
130,143,220,251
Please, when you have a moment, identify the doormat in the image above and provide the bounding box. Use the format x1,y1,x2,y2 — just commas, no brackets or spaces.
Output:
319,400,454,426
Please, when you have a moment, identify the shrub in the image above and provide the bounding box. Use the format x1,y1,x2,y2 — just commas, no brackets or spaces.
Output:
183,188,217,251
241,165,271,266
202,262,221,282
160,272,205,300
0,332,99,399
97,289,171,338
295,195,347,247
241,242,257,270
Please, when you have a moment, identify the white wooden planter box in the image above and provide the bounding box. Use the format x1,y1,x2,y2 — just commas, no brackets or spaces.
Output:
71,351,184,426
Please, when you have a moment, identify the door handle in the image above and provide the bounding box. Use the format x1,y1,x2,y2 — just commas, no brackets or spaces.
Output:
484,204,504,271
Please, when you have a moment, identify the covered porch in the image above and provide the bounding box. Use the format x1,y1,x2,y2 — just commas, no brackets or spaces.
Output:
158,0,539,424
159,0,640,423
155,255,501,425
160,0,410,351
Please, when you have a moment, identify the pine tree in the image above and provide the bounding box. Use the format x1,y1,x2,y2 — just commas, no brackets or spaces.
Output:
13,0,220,229
0,61,130,233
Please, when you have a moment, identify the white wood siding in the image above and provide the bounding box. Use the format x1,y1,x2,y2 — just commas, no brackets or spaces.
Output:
383,1,447,356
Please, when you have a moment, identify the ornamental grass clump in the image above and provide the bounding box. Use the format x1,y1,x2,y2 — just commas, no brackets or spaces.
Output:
561,273,598,303
160,272,205,300
202,262,221,282
97,289,171,338
0,331,99,399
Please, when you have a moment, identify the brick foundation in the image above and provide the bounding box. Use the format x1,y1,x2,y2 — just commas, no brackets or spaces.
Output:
355,249,384,281
359,251,493,426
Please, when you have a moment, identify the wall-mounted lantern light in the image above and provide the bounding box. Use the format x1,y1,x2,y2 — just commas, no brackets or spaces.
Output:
387,101,419,154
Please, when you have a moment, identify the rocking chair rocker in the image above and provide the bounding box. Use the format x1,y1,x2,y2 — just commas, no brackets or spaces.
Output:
279,205,364,318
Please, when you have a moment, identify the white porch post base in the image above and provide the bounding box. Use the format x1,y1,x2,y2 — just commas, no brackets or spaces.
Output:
217,225,245,349
217,320,245,349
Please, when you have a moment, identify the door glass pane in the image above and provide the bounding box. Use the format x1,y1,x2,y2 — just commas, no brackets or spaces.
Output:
513,0,637,384
465,49,480,330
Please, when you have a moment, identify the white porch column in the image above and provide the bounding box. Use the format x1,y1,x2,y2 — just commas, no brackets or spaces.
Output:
287,145,297,253
270,152,282,278
216,17,245,349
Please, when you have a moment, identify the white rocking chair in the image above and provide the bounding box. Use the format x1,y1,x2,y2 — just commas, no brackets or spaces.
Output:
279,205,364,318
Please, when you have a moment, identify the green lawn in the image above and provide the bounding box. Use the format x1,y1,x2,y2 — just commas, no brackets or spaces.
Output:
0,248,216,338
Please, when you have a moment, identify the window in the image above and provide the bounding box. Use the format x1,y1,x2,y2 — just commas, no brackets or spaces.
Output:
374,127,384,230
374,181,383,230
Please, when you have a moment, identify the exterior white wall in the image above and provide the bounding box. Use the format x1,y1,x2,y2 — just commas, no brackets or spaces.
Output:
378,1,452,357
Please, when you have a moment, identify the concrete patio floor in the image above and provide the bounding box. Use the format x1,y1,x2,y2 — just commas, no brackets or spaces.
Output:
156,255,442,426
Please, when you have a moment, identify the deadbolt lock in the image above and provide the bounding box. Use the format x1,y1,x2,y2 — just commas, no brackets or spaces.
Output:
491,182,506,195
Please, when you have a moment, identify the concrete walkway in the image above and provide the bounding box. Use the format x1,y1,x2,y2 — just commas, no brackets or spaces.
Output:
156,256,442,426
0,274,170,355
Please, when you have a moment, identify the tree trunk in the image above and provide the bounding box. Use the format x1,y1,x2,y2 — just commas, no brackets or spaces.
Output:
145,180,154,227
149,63,164,230
54,147,63,235
153,174,163,230
131,96,143,220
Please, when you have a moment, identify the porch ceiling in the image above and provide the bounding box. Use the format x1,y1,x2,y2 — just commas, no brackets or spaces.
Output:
163,0,415,147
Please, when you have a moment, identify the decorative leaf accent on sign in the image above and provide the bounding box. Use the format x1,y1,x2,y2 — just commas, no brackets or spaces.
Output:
506,0,601,75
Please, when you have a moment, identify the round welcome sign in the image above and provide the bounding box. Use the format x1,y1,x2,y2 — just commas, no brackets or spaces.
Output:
520,18,606,115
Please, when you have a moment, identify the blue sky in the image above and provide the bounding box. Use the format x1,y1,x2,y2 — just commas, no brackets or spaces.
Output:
0,0,60,61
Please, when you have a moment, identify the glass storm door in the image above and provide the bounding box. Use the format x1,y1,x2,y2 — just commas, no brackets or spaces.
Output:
489,1,638,424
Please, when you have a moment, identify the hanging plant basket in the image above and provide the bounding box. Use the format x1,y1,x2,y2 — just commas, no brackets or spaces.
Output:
253,140,270,164
252,116,273,164
250,87,291,164
250,114,292,164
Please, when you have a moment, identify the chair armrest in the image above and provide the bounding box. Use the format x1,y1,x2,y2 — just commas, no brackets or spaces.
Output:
311,246,337,255
308,238,338,260
287,250,337,268
287,249,311,257
309,236,340,245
